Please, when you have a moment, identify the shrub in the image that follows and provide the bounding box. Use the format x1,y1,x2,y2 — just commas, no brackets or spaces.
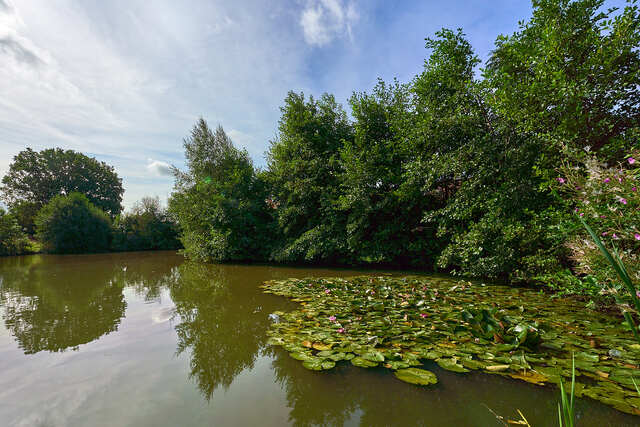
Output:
0,209,30,256
112,196,181,251
557,151,640,286
35,193,111,254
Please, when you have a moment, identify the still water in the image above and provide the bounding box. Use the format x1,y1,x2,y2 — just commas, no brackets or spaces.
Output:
0,252,637,426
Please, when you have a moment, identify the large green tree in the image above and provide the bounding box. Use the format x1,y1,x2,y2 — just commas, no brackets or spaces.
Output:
340,80,440,266
169,119,273,262
1,148,124,218
404,29,565,280
486,0,640,155
266,92,354,262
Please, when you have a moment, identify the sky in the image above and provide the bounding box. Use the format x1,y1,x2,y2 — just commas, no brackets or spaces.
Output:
0,0,541,209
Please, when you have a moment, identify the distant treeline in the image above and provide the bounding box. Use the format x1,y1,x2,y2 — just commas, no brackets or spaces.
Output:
169,0,640,289
0,148,180,255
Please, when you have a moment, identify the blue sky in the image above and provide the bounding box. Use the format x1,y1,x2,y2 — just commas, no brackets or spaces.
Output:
0,0,546,208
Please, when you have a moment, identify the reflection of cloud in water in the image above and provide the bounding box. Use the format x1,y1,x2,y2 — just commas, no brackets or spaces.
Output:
151,306,175,324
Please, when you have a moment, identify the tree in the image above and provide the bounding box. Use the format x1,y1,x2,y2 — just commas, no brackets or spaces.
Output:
404,28,565,280
168,119,273,262
35,192,112,254
112,196,181,251
1,148,124,220
486,0,640,155
0,208,30,256
340,79,439,266
266,92,354,262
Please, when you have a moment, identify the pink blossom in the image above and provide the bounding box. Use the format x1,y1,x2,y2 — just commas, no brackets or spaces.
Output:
629,157,636,165
602,232,608,237
579,212,584,217
604,178,611,183
557,177,565,184
337,328,345,333
600,215,607,219
613,233,619,239
328,315,336,322
619,177,624,183
635,234,640,241
420,313,428,318
633,187,637,192
324,289,331,294
620,198,628,205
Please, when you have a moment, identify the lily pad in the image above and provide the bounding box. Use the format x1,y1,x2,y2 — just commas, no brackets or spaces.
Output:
351,357,379,368
394,368,438,385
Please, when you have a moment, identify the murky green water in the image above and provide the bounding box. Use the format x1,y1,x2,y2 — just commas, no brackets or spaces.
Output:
0,252,637,426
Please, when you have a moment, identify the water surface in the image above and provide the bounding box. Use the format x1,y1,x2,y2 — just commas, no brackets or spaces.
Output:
0,252,637,426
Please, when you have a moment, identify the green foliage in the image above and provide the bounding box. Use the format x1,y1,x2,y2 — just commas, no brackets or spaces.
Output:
486,0,640,154
0,208,30,256
1,148,124,223
169,1,639,291
341,80,440,266
35,193,111,254
266,92,353,262
169,119,273,262
557,152,640,285
111,196,181,251
581,217,640,343
404,28,565,281
558,354,576,427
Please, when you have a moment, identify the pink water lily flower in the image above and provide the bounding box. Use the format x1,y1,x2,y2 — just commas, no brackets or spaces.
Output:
629,157,636,165
328,315,336,322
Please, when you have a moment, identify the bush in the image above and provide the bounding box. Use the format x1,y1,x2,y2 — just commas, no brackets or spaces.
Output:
557,150,640,286
111,196,181,251
35,193,111,254
0,209,30,256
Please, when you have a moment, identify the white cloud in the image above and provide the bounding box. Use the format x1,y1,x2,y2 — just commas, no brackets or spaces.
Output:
300,0,359,46
147,160,173,176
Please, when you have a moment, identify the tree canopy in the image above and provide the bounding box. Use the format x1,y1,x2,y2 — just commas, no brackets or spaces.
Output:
1,148,124,217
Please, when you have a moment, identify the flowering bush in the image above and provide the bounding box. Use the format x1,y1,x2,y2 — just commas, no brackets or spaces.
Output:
557,150,640,286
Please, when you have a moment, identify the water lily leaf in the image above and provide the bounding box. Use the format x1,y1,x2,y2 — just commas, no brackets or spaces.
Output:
384,360,411,370
485,365,511,372
351,357,379,368
394,368,438,385
436,358,469,373
312,342,332,351
289,352,313,361
362,351,385,362
508,370,549,385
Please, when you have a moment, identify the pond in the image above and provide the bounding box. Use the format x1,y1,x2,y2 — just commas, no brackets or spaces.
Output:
0,251,637,426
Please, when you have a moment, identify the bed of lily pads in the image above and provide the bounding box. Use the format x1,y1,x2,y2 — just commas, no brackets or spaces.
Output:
262,275,640,416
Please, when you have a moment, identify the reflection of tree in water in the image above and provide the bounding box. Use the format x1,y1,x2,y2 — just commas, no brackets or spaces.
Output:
270,354,438,427
168,262,273,400
0,255,126,354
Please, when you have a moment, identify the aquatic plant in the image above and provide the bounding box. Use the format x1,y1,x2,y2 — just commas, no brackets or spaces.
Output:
581,218,640,344
263,275,640,415
558,354,575,427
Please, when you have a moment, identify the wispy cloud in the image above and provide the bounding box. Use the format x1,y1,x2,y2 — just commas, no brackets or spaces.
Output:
300,0,359,46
